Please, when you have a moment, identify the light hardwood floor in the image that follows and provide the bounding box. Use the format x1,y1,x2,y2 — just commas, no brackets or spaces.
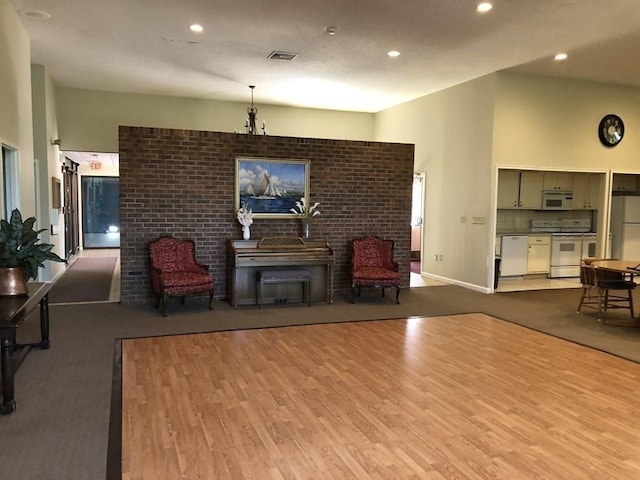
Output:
121,313,640,479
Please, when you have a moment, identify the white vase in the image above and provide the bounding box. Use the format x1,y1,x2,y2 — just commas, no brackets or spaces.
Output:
243,225,251,240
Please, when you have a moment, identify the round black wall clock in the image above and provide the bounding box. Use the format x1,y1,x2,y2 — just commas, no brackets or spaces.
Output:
598,114,624,147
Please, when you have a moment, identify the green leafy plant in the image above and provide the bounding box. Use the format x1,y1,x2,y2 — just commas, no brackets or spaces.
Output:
0,209,65,280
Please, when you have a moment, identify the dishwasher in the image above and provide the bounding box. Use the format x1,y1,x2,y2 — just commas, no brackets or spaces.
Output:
500,235,528,276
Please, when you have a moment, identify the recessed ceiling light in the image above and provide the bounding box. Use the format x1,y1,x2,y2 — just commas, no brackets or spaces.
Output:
387,50,401,58
477,2,493,13
554,52,568,61
325,26,338,36
18,8,51,19
189,24,203,33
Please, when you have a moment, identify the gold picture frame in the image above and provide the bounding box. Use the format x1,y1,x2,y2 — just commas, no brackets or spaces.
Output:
235,157,310,219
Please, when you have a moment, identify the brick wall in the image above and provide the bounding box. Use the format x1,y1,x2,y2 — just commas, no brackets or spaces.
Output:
119,126,414,305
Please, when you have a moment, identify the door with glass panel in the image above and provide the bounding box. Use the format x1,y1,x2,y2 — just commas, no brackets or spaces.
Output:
82,176,120,248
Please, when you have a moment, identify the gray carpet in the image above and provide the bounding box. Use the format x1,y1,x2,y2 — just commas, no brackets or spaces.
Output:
48,257,117,303
2,284,640,480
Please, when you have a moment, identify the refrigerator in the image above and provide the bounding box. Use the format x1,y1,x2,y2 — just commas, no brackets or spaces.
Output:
610,196,640,260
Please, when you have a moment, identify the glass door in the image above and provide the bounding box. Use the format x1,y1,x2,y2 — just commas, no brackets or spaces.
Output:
82,176,120,248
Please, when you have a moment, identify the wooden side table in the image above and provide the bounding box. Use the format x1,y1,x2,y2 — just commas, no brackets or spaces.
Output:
0,282,52,415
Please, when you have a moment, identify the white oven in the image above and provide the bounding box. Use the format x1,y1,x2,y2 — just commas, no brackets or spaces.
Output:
550,235,583,278
581,234,597,260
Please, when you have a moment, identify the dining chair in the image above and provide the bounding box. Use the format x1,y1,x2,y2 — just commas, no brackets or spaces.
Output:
577,260,636,323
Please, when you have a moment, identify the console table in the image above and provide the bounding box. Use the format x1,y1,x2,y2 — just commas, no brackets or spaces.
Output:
0,282,52,415
228,238,334,307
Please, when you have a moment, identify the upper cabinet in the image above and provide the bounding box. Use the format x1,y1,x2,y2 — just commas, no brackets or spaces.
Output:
543,172,573,191
497,170,543,209
498,169,606,211
572,174,600,210
519,171,544,209
612,174,637,192
497,170,520,208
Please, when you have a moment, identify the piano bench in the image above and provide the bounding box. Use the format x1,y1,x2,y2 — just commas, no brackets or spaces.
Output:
257,269,312,308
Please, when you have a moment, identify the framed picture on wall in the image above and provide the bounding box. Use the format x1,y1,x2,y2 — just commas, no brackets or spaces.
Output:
235,157,310,218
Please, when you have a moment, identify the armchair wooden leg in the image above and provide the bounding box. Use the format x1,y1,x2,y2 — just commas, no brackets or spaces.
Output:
351,285,356,303
208,289,214,310
381,287,385,297
395,286,400,304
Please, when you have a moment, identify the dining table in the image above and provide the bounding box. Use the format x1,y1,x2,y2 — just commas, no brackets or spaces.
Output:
590,259,640,277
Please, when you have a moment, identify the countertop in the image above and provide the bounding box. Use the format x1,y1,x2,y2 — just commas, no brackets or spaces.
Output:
496,231,596,236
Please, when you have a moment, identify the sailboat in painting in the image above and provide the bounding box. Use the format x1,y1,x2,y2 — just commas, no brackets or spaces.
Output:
246,172,281,199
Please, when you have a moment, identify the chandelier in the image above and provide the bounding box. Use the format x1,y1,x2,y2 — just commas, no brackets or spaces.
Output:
245,85,267,135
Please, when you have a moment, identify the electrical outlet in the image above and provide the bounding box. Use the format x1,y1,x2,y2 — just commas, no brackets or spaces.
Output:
433,254,438,261
438,254,444,261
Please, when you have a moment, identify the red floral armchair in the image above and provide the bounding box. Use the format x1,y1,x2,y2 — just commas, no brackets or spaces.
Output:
149,236,215,316
351,236,401,304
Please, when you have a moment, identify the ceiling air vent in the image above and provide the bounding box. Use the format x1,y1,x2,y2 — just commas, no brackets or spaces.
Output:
267,51,298,61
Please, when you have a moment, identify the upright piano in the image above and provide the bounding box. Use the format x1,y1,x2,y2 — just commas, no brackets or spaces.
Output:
228,237,335,307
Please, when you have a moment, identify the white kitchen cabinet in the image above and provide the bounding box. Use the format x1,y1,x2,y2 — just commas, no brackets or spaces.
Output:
572,173,600,210
543,172,573,191
612,174,637,192
527,235,551,274
497,170,543,209
519,171,544,209
497,170,520,208
500,235,528,276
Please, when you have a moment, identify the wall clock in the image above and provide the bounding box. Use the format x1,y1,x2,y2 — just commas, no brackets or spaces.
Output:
598,114,624,147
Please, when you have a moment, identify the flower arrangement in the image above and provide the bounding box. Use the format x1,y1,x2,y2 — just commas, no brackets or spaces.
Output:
290,197,321,219
237,202,253,227
237,202,254,239
290,197,320,238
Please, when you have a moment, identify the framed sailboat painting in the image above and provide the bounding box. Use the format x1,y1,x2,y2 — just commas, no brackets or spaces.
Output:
235,157,310,218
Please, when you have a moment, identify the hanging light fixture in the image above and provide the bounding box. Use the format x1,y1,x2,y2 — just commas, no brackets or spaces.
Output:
244,85,267,135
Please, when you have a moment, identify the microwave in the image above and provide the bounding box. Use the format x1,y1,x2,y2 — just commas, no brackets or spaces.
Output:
542,190,573,210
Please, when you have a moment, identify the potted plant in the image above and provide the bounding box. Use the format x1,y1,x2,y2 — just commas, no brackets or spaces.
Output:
0,208,65,296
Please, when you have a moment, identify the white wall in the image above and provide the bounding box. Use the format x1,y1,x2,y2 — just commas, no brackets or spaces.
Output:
375,72,640,291
31,64,66,280
0,0,36,216
493,72,640,171
375,75,497,290
56,88,375,153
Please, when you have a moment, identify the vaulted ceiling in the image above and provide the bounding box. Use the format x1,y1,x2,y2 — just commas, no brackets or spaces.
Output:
10,0,640,114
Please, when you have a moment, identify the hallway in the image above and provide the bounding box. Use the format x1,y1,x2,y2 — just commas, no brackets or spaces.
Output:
67,248,121,302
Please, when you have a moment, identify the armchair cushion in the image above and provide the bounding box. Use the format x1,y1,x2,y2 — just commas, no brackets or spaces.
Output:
352,266,401,285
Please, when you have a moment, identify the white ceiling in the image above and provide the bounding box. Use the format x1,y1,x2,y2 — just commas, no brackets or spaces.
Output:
10,0,640,163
